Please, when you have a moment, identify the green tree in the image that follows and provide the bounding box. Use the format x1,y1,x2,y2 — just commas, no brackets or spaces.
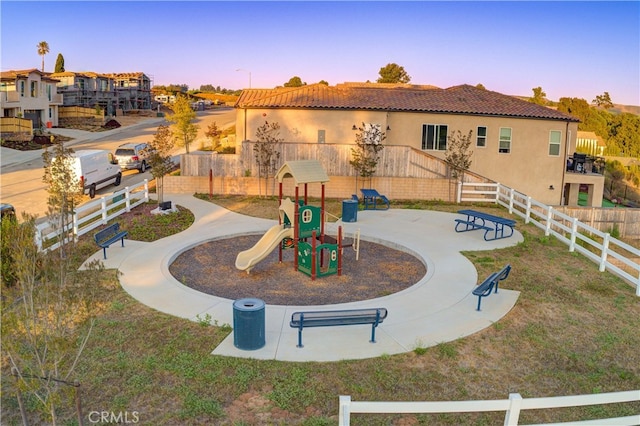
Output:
37,41,50,72
445,130,474,182
349,123,386,188
253,121,282,196
204,121,222,151
283,76,305,87
377,63,411,84
148,124,175,204
165,95,199,153
529,86,547,105
318,80,329,85
593,91,614,109
606,113,640,157
54,53,65,73
475,83,486,90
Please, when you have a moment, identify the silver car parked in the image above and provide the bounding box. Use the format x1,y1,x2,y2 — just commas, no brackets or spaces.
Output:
114,143,151,173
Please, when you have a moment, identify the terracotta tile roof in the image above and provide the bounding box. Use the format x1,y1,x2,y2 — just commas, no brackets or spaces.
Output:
1,69,59,82
236,83,580,122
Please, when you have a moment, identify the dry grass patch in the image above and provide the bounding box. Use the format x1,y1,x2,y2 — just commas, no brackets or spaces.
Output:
2,196,638,425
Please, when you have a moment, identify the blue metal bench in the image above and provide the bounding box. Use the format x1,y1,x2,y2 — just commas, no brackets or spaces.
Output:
456,210,516,241
472,264,512,311
360,189,390,210
94,223,128,259
290,308,388,348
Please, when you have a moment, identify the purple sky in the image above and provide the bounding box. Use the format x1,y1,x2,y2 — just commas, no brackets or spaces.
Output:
2,1,639,105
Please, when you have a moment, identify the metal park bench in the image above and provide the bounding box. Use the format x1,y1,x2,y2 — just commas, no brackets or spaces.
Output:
472,264,512,311
455,209,516,241
290,308,388,348
360,189,390,210
94,223,128,259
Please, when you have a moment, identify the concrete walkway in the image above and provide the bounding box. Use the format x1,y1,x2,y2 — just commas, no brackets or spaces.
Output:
83,194,522,362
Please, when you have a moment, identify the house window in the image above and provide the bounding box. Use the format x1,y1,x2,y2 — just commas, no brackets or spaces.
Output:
549,130,561,156
49,108,52,118
30,81,37,97
20,81,25,97
477,126,487,147
47,84,52,101
422,124,448,150
499,127,512,153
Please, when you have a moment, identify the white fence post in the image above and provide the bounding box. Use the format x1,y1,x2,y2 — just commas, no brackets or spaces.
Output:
125,187,131,212
569,217,578,252
508,186,514,214
73,211,79,242
495,182,500,203
339,395,351,426
101,197,108,224
144,179,149,201
600,233,610,272
503,393,522,426
525,197,532,224
545,207,553,236
457,181,462,203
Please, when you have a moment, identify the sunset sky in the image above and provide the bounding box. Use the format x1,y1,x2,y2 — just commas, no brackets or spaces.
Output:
2,1,639,105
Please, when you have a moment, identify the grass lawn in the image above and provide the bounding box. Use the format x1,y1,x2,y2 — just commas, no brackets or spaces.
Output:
2,197,639,425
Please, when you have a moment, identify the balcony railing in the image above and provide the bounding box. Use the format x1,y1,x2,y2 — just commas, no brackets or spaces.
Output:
566,152,605,175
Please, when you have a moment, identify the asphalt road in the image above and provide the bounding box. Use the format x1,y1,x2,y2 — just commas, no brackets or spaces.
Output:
0,108,236,219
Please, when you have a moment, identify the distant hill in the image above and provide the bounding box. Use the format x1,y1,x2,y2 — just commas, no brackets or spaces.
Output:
511,95,639,116
193,92,239,105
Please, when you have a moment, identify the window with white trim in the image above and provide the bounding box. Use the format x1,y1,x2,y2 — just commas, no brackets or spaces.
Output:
499,127,512,153
421,124,448,151
549,130,561,156
477,126,487,147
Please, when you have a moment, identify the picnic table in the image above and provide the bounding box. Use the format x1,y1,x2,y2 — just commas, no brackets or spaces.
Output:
455,210,516,241
360,189,390,210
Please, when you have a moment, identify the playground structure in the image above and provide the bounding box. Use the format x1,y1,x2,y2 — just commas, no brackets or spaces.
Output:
235,160,354,280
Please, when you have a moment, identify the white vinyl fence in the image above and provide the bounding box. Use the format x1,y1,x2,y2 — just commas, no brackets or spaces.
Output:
35,180,149,252
339,390,640,426
459,182,640,295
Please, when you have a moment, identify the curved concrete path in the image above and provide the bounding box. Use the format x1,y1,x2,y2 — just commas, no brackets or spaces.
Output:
83,194,522,362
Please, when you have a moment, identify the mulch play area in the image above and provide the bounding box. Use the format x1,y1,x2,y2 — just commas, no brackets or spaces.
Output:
169,234,427,305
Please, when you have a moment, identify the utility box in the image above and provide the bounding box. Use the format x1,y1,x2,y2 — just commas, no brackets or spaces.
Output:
233,298,265,350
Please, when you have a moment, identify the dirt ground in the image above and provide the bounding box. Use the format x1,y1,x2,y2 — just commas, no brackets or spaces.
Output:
169,234,427,305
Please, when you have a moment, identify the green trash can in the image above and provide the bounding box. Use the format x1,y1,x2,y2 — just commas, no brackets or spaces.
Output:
342,199,358,222
233,298,265,350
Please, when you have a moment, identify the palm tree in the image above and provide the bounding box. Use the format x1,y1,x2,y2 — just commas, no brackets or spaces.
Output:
37,41,50,72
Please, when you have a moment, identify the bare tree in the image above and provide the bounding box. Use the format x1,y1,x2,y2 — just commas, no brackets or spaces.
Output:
349,123,386,189
148,124,175,205
445,129,474,183
253,121,282,196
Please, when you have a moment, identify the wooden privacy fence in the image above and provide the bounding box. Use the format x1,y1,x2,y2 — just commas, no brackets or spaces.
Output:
181,143,489,182
58,106,103,120
339,390,640,425
35,180,149,252
459,182,640,294
0,117,33,135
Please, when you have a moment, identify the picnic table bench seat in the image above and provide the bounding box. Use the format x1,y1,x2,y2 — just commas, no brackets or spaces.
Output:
94,223,128,259
290,308,387,348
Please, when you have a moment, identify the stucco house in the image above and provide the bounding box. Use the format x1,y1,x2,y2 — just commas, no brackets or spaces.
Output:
0,69,62,128
235,82,604,206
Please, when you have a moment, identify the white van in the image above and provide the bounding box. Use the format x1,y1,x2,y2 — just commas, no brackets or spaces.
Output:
60,150,122,198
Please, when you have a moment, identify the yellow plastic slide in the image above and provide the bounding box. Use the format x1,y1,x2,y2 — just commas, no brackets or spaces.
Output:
235,225,294,273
